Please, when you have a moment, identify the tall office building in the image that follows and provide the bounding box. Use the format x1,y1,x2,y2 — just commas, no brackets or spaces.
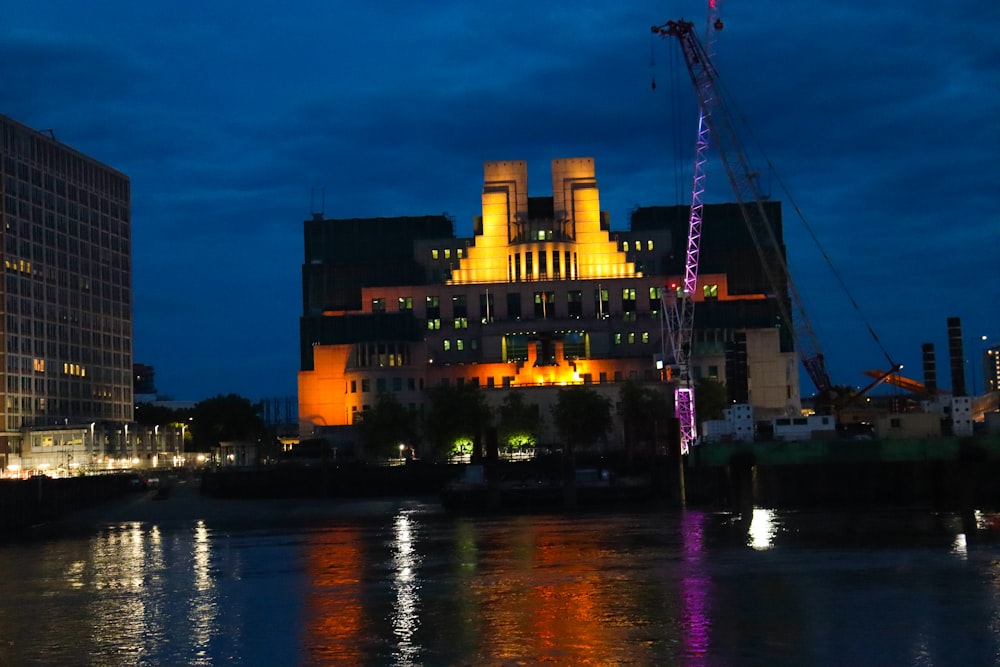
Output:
986,344,1000,394
1,114,133,470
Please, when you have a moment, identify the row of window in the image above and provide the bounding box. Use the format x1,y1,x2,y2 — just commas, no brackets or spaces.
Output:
427,240,657,261
347,369,658,404
6,354,127,377
373,284,719,319
622,240,656,252
429,247,465,260
1,133,130,201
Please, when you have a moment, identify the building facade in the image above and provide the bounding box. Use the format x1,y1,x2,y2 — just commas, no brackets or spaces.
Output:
985,344,1000,395
1,114,134,474
298,158,800,450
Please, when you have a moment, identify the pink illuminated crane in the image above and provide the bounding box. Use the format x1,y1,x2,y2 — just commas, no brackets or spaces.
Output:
657,2,723,454
652,17,900,416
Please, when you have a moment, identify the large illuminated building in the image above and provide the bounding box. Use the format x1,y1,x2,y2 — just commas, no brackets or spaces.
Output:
298,158,799,449
1,114,134,473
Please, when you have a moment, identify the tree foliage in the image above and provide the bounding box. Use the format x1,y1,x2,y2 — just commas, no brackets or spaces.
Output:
422,383,492,460
618,380,670,453
357,392,420,460
693,378,728,425
189,394,268,452
551,386,612,451
497,392,542,451
134,402,190,427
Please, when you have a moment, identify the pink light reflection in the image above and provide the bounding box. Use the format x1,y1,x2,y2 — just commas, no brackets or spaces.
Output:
679,510,712,661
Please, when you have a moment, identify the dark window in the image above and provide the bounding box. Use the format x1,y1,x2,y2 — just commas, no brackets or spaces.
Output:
479,292,495,324
567,290,583,318
506,292,521,320
533,291,555,318
595,288,609,318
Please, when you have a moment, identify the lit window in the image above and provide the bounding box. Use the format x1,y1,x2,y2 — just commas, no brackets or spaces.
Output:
372,298,385,312
431,249,439,260
703,284,719,298
642,332,650,343
454,317,468,329
427,319,441,330
443,340,451,351
621,241,628,252
647,240,654,251
399,296,413,310
634,240,641,251
614,333,622,345
628,332,636,344
649,287,660,299
444,248,451,259
457,248,464,258
457,339,465,351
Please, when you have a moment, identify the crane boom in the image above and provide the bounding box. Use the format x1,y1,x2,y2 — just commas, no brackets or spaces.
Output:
661,3,722,454
652,18,834,401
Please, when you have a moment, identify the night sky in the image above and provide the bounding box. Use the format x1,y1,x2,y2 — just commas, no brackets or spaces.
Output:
2,1,997,402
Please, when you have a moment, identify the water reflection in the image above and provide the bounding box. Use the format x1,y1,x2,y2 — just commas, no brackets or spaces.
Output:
2,506,1000,665
189,520,218,662
679,510,711,661
86,522,168,663
391,510,421,665
748,508,778,550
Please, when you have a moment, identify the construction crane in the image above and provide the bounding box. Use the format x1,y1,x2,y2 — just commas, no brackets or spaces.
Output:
661,2,723,455
652,18,900,415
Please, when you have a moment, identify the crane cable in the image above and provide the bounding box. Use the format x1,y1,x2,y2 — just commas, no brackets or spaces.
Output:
651,30,688,206
710,71,898,369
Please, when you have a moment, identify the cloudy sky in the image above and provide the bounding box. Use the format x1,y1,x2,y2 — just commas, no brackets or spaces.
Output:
2,0,997,401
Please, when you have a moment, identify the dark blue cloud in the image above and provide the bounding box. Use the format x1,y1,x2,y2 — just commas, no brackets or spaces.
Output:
2,0,996,400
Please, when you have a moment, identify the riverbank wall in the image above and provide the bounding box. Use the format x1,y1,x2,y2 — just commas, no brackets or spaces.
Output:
0,474,143,531
685,435,1000,511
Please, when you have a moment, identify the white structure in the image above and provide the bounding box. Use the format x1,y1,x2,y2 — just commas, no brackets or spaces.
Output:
700,403,755,443
951,396,974,437
771,415,836,442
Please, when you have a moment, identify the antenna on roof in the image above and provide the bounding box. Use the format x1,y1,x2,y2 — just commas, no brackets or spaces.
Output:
310,187,325,217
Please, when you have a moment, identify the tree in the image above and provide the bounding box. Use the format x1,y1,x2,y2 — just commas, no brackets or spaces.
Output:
422,383,492,460
134,402,190,426
497,392,542,454
693,378,728,426
551,386,612,452
189,394,268,452
357,392,420,460
618,380,670,455
551,386,612,508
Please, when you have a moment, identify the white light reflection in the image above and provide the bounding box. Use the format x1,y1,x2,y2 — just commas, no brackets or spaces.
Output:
748,509,778,550
392,510,422,666
952,533,968,559
189,520,219,655
85,521,166,660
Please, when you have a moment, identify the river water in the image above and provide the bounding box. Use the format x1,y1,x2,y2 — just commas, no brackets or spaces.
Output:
1,489,999,666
